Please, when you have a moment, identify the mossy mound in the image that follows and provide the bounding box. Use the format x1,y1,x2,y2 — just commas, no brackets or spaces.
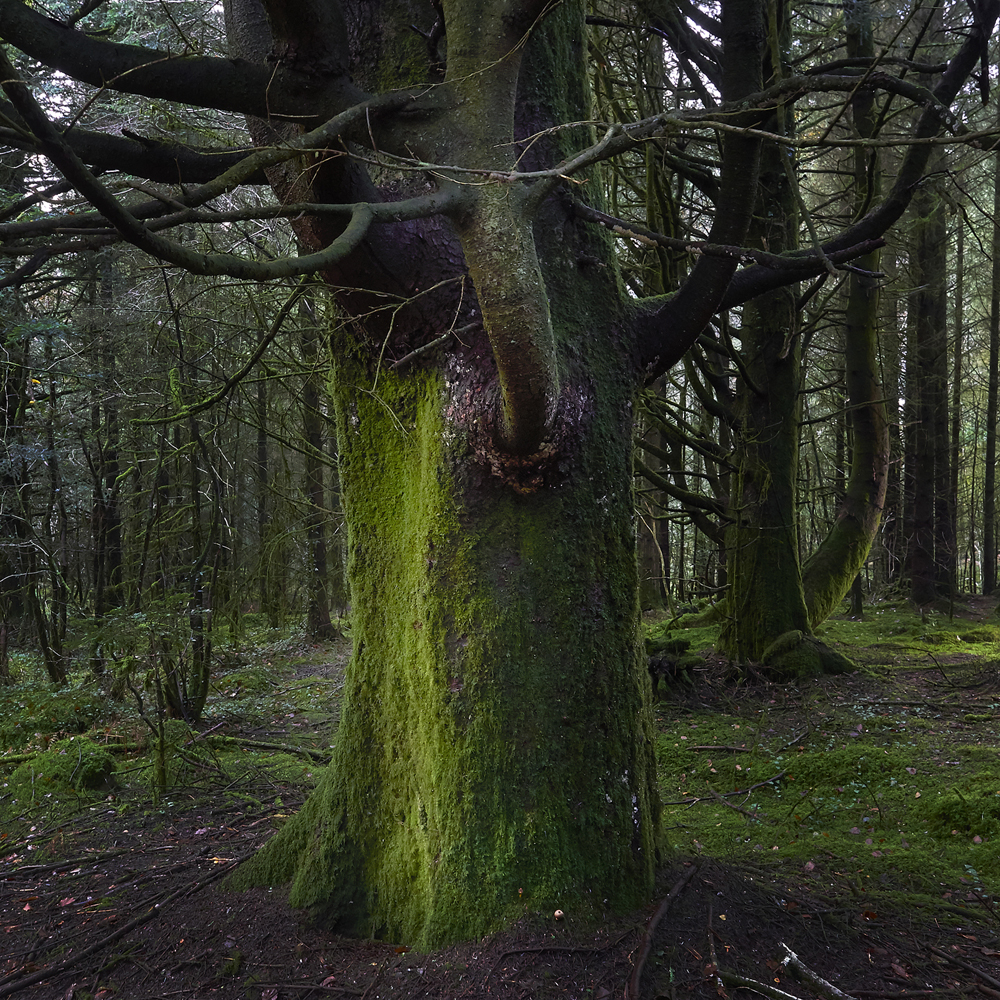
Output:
6,736,116,807
0,687,105,751
958,627,1000,643
761,630,855,679
918,774,1000,839
645,635,691,658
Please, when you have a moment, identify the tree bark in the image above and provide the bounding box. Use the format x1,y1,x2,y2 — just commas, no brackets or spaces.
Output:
983,95,1000,596
801,0,888,626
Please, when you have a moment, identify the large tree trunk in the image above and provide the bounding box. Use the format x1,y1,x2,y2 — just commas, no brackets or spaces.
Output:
229,0,682,946
237,318,660,945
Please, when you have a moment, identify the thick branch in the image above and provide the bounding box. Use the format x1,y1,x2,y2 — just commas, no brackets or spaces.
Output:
0,48,461,280
633,0,765,378
0,108,260,184
446,0,560,455
0,0,362,119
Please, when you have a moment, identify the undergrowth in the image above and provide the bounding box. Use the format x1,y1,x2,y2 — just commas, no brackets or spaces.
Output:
650,597,1000,924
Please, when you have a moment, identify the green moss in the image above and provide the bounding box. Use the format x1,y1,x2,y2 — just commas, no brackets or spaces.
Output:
759,630,854,679
234,287,659,946
6,736,116,807
0,686,105,751
655,705,1000,914
918,774,1000,838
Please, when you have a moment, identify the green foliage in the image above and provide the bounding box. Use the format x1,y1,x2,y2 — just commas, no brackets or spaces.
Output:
5,736,116,810
0,684,105,751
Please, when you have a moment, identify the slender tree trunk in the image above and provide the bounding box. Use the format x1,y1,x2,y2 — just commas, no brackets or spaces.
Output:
802,1,889,625
906,160,948,607
984,96,1000,595
949,219,963,596
718,0,814,662
300,293,337,638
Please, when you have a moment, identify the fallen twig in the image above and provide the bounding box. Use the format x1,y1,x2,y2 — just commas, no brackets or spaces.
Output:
706,902,725,994
718,968,807,999
0,860,239,997
777,730,810,753
708,786,772,824
662,771,786,806
929,945,1000,990
626,863,698,1000
781,941,858,999
206,735,331,763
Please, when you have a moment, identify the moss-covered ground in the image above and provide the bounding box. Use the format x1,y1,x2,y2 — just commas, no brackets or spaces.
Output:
3,600,1000,998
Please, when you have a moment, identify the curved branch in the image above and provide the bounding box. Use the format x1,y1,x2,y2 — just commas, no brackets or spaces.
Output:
0,0,363,119
632,0,764,378
0,57,461,280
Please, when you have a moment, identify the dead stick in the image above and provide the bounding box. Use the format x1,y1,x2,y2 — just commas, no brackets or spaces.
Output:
626,864,697,1000
780,941,858,1000
663,771,786,806
708,786,771,824
718,969,804,1000
929,945,1000,990
0,862,238,998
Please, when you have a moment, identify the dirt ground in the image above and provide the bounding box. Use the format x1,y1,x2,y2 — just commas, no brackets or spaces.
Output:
3,612,1000,1000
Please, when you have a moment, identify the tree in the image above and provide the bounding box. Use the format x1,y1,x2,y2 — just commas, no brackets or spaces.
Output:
0,0,995,947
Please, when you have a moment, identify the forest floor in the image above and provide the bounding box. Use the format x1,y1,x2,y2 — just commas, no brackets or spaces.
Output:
3,599,1000,1000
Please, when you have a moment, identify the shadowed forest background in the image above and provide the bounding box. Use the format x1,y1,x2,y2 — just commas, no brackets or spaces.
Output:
3,0,1000,994
1,0,999,685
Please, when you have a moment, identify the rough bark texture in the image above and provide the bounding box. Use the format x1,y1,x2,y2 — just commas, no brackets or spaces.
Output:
235,302,660,944
801,2,888,627
985,96,1000,597
906,160,948,608
229,0,668,947
716,0,812,665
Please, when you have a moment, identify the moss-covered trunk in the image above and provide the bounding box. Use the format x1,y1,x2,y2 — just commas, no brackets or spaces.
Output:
716,4,810,663
801,4,888,626
226,0,757,949
717,284,810,661
236,325,659,946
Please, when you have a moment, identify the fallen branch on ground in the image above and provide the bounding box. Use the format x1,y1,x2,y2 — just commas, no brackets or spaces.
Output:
781,941,858,1000
929,945,1000,990
663,771,787,806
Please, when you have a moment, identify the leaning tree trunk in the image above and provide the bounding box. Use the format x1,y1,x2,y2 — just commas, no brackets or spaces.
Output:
802,0,888,626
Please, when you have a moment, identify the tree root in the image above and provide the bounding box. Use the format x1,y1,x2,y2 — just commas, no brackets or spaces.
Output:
625,863,698,1000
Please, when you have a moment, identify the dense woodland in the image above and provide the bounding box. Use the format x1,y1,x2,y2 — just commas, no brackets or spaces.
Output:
0,0,999,946
1,0,998,684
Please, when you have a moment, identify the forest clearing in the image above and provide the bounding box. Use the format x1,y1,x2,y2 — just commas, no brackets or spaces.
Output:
3,602,1000,1000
